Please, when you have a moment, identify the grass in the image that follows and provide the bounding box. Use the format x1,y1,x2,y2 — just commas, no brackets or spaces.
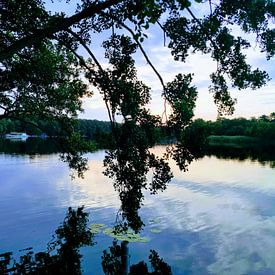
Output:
207,135,259,147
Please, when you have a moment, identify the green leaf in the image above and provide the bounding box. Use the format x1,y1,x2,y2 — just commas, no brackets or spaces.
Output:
89,223,106,234
103,228,150,243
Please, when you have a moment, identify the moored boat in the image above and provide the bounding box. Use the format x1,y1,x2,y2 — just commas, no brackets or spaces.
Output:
5,132,29,140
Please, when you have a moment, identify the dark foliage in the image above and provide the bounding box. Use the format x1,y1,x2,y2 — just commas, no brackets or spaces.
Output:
102,241,172,275
0,207,93,274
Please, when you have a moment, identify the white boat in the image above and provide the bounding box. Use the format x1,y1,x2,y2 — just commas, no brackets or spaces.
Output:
5,132,29,140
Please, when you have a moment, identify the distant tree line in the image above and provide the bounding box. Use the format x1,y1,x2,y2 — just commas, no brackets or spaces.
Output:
0,118,113,149
185,113,275,144
0,118,111,137
1,113,274,146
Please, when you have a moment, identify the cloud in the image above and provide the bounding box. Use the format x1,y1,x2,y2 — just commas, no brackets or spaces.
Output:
55,1,273,121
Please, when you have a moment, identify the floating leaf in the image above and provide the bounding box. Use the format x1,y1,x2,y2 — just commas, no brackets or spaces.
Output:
103,228,149,243
89,223,106,234
150,228,162,234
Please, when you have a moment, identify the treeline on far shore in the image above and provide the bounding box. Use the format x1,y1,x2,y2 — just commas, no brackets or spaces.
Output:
0,119,112,144
185,113,275,146
0,118,112,137
0,113,275,148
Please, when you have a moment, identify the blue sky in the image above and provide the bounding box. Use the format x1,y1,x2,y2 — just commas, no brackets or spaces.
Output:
46,0,275,121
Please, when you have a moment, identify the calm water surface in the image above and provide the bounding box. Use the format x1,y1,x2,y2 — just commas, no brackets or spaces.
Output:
0,145,275,274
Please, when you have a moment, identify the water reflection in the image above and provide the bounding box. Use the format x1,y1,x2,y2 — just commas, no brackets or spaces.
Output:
1,137,274,168
204,144,275,169
0,207,93,274
0,207,171,275
0,137,93,178
0,138,60,155
1,140,275,274
102,122,173,233
102,241,172,275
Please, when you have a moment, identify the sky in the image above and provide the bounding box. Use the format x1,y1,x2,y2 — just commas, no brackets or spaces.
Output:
46,0,275,121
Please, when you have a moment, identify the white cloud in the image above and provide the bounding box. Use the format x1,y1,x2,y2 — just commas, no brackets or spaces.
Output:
60,1,274,121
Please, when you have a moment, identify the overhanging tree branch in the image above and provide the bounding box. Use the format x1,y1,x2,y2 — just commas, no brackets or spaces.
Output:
0,0,121,61
103,13,168,122
66,30,114,127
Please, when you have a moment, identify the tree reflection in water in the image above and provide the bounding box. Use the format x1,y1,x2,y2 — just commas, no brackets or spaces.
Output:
0,207,93,274
2,135,274,273
102,241,172,275
0,207,172,275
0,123,204,274
103,121,173,233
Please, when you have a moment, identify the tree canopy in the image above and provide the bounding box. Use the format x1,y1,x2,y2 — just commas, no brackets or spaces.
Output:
0,0,274,123
0,0,274,231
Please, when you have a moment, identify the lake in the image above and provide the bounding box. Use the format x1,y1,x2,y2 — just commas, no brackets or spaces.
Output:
0,141,275,274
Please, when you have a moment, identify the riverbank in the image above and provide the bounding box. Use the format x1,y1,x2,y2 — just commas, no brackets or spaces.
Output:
207,135,258,147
